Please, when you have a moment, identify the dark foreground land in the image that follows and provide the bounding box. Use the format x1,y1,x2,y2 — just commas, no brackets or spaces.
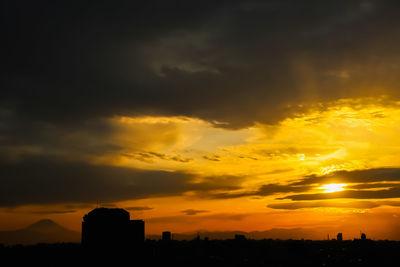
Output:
1,239,399,266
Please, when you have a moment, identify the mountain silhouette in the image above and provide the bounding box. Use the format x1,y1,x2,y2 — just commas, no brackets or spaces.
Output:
27,219,66,232
0,219,80,245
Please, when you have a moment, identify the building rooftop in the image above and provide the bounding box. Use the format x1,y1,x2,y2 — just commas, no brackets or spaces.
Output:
83,208,130,222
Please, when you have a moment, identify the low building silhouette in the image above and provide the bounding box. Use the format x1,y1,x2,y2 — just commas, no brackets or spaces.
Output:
162,231,172,241
81,207,144,249
235,234,246,241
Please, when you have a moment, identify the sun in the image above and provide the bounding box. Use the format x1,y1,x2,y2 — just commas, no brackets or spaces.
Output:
319,183,347,193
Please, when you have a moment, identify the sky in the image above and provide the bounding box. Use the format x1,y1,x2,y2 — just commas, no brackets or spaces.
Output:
3,0,400,240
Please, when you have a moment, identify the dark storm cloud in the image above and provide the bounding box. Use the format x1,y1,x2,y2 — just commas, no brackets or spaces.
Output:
3,0,400,129
0,156,243,207
0,112,122,161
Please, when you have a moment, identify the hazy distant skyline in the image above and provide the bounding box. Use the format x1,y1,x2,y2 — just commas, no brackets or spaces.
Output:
3,0,400,239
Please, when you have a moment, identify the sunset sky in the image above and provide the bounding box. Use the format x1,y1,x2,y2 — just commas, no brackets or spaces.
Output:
3,0,400,240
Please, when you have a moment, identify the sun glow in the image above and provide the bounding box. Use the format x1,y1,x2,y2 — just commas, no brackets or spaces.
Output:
319,183,347,193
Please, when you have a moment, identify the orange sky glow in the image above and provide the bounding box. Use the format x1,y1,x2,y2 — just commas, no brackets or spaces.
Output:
4,1,400,242
2,97,400,240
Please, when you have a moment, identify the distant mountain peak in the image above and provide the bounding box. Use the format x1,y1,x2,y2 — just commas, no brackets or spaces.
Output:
26,219,64,232
34,219,55,224
0,219,80,245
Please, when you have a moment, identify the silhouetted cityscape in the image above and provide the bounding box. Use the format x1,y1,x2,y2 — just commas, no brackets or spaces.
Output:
1,207,400,266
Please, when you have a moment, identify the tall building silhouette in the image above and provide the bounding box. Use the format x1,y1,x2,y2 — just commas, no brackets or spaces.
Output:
162,231,171,241
337,233,343,241
82,208,144,248
361,233,366,240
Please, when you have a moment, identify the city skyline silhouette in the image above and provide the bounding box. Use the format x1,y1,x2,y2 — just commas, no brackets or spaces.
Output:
1,207,399,266
0,207,380,246
0,206,393,246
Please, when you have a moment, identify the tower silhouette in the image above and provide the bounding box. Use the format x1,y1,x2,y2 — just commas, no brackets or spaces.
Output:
337,233,343,241
361,233,366,240
162,231,172,241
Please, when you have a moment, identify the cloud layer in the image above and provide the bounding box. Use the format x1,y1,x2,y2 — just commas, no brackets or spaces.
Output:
3,0,400,129
0,156,243,207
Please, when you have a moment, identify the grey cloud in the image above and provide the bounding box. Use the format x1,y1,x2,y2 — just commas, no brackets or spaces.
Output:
268,201,382,210
0,156,244,207
181,209,209,215
30,210,77,215
203,167,400,200
0,113,190,165
0,116,124,162
293,168,400,186
208,184,312,199
347,183,400,190
281,187,400,201
122,152,193,163
203,155,221,162
268,200,400,210
257,184,312,195
194,168,400,200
